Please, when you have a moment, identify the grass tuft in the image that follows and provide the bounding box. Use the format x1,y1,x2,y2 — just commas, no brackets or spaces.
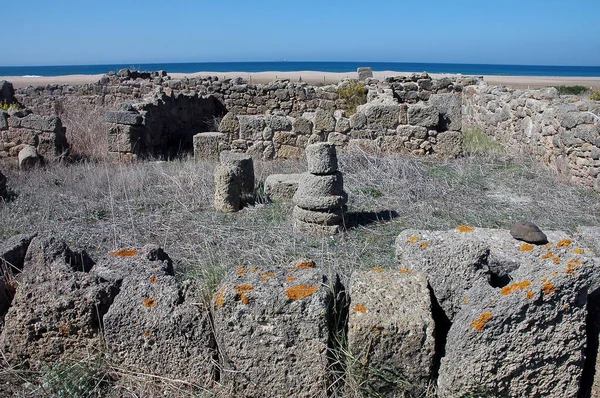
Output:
337,82,368,116
554,85,589,95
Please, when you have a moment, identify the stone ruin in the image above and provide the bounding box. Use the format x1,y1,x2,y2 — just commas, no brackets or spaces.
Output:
0,225,599,397
213,151,255,212
292,142,347,234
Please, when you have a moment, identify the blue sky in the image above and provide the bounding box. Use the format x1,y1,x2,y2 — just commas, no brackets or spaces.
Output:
1,0,599,66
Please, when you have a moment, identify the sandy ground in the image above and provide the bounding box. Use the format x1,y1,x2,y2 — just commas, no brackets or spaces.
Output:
2,70,600,90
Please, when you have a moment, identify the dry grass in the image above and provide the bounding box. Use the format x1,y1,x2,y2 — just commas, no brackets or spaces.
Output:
0,150,599,396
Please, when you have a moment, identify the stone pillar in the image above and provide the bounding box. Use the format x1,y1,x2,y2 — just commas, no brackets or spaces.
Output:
292,143,347,234
357,67,373,81
213,151,255,212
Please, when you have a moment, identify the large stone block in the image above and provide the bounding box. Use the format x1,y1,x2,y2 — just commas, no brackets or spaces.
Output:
106,110,143,126
218,112,240,134
264,173,301,201
99,247,215,386
407,104,440,129
357,67,373,81
438,235,596,398
193,132,226,161
108,124,142,153
292,117,313,135
314,109,336,132
305,142,338,174
0,81,15,103
238,115,266,140
429,93,462,131
265,115,293,131
212,263,334,397
293,172,348,211
347,268,435,393
433,130,462,158
361,103,401,130
17,114,63,133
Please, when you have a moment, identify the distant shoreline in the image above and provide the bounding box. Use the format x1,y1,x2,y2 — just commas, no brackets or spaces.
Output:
2,71,600,90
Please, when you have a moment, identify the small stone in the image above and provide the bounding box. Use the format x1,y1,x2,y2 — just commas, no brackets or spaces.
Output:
510,221,548,244
18,145,40,170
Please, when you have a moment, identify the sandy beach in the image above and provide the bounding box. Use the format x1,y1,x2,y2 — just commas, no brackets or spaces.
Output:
2,70,600,90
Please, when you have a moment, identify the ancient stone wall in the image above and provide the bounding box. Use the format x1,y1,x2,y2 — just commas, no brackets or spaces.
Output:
463,83,600,189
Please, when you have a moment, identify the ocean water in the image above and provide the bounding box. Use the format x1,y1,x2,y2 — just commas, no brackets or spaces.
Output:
1,61,599,77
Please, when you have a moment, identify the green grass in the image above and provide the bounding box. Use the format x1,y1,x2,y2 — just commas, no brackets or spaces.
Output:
461,127,503,156
0,101,22,111
554,85,589,95
590,91,600,101
337,82,367,116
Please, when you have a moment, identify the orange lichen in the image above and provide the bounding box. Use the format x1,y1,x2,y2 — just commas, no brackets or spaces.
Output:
526,291,534,299
214,287,226,308
463,296,469,304
381,276,387,281
372,267,384,273
261,272,275,282
544,242,553,249
566,259,582,275
142,298,157,308
286,285,318,300
287,276,296,283
520,244,535,252
149,276,157,283
471,312,493,332
551,272,559,277
399,269,411,274
420,242,429,248
541,252,555,259
109,249,138,257
501,280,532,296
457,225,475,233
240,294,251,304
297,260,316,269
59,325,71,335
543,282,556,295
573,248,585,255
234,284,253,293
251,267,259,273
553,257,561,265
557,239,572,248
237,267,247,275
409,236,419,244
353,304,368,313
143,330,151,338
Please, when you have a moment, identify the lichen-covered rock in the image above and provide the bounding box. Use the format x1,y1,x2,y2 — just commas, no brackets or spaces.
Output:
218,112,240,134
407,104,439,129
212,262,333,397
575,226,600,255
293,172,347,211
306,142,338,175
347,268,435,393
98,247,216,386
264,173,301,201
438,236,596,398
0,237,117,365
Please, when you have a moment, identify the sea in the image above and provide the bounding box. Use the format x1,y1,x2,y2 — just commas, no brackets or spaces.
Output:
1,61,599,77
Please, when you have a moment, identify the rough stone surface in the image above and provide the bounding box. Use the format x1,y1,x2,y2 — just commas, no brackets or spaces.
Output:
407,104,440,128
193,132,226,161
214,164,242,212
575,226,600,254
212,263,333,397
305,142,338,174
0,237,116,364
0,81,15,104
293,172,347,211
98,247,215,385
429,93,462,131
357,67,374,81
18,145,40,170
438,232,596,398
510,221,549,244
264,173,301,201
347,268,435,392
218,112,240,134
106,110,143,125
0,233,36,274
314,109,336,132
293,219,342,235
434,130,462,158
219,151,255,197
292,205,344,225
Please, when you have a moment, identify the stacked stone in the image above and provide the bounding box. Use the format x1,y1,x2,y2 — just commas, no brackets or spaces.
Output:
292,143,347,234
213,151,255,212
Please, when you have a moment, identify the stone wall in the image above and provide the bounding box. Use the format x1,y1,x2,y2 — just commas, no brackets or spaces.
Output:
463,83,600,190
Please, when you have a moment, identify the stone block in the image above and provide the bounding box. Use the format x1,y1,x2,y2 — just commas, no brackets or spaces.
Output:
433,130,462,158
292,206,344,225
305,142,338,174
292,117,313,135
193,132,225,161
238,115,266,140
357,67,373,81
429,93,462,131
218,112,240,134
314,109,336,132
293,172,348,211
408,104,440,129
264,173,301,201
17,114,62,133
347,268,435,391
276,145,304,159
0,81,15,103
265,115,292,131
362,103,401,130
0,111,7,131
108,124,142,153
18,145,40,169
106,110,143,126
212,264,333,397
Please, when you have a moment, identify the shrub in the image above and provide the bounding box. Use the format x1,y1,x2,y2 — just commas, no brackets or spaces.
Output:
554,85,589,96
0,101,22,111
590,91,600,101
461,127,503,155
337,82,367,116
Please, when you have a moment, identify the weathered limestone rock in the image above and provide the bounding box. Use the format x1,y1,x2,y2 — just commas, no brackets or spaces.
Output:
292,205,344,225
306,142,338,174
264,173,301,201
314,109,336,132
292,117,313,136
193,132,226,161
238,115,266,140
357,67,374,81
510,221,548,244
98,246,216,385
438,237,596,398
575,226,600,254
212,262,333,397
218,112,240,134
18,145,40,169
214,151,255,212
434,130,462,158
347,268,435,393
359,103,401,130
106,110,143,125
0,233,36,319
0,81,15,104
292,172,347,211
429,93,462,131
407,104,440,129
0,237,116,364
